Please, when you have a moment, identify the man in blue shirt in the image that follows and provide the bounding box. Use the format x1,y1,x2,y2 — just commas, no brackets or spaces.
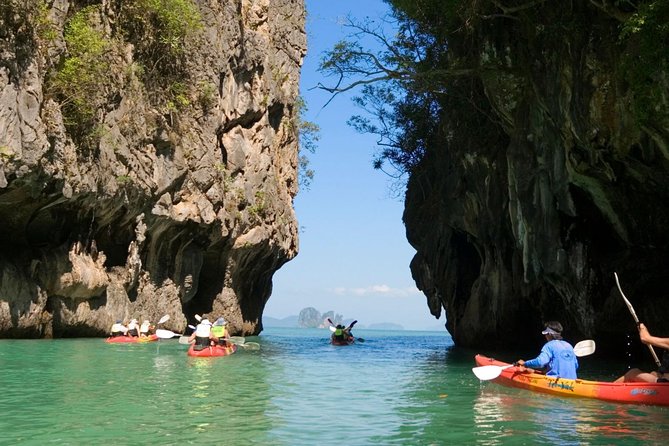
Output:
516,321,578,379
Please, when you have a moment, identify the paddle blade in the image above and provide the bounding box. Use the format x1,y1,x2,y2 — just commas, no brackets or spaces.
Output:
194,314,202,322
229,336,246,345
472,364,513,381
239,342,260,351
156,329,177,339
574,339,596,357
157,314,170,324
178,336,192,345
329,326,336,332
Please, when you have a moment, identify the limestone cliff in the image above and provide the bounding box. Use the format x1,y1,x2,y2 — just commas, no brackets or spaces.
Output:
403,2,669,353
0,0,305,337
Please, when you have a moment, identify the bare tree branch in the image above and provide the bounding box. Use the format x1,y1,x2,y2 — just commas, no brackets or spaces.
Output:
588,0,634,23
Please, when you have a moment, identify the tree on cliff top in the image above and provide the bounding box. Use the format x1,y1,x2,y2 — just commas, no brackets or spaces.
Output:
317,0,669,180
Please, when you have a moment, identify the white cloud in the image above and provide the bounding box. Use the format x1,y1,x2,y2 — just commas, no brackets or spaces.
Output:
332,285,421,298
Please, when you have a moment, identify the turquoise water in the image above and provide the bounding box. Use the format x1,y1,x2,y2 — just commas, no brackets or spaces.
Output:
1,327,667,445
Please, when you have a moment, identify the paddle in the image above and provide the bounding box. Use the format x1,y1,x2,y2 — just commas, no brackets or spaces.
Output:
347,321,365,342
614,272,661,367
573,339,596,357
472,339,597,381
156,328,183,339
157,314,170,325
473,364,514,380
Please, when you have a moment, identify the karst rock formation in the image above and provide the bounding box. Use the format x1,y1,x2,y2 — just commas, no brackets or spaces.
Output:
0,0,305,337
403,1,669,354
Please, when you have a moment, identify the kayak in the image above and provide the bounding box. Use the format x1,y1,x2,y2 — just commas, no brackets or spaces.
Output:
187,343,237,357
475,354,669,406
105,334,158,343
330,336,355,345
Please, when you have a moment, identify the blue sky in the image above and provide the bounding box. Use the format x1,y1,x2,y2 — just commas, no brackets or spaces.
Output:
264,0,445,331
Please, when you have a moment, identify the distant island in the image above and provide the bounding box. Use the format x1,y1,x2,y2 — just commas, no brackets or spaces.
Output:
263,307,405,330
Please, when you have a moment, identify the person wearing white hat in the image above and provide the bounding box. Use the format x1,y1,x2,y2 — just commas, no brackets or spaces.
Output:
188,318,218,350
110,320,127,337
515,321,578,379
139,320,151,337
127,319,140,337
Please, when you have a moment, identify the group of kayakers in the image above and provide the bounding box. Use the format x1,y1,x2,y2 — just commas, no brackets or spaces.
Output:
110,318,155,338
514,320,669,384
188,317,231,351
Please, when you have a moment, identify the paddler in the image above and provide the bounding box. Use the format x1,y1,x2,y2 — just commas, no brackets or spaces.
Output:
331,324,346,344
211,317,230,346
139,320,152,337
188,318,218,350
615,323,669,383
515,321,579,379
110,320,127,337
126,319,140,337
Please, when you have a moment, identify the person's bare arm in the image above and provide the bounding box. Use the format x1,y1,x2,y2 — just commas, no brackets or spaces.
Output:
639,324,669,349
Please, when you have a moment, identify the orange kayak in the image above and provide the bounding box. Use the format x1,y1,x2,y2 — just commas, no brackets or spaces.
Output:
475,354,669,406
105,334,158,343
187,343,237,357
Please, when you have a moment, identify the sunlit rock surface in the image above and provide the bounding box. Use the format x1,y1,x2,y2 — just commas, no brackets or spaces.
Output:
0,0,305,337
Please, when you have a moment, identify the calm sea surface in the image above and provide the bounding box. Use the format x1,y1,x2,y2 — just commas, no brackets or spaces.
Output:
1,327,667,445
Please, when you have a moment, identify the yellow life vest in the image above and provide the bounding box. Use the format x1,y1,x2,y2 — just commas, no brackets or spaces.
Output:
211,326,226,337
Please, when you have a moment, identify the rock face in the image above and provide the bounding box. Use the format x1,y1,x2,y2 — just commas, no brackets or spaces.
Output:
403,3,669,353
0,0,305,337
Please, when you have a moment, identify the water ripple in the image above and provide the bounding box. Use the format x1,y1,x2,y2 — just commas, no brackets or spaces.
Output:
1,330,668,444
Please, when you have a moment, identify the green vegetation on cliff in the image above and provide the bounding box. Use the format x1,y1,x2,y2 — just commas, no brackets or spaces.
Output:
29,0,203,151
319,0,669,177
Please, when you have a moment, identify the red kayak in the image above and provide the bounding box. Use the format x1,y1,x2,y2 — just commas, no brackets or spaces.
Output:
331,337,354,346
475,354,669,406
187,343,237,357
105,334,158,343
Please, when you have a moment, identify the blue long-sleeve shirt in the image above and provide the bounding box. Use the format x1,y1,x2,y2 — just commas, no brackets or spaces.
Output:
524,339,578,379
